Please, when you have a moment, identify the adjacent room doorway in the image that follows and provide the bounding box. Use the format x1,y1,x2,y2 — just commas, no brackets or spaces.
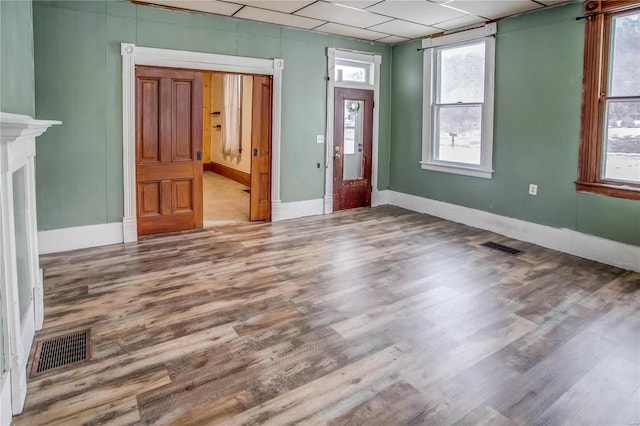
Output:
134,66,272,237
332,87,374,211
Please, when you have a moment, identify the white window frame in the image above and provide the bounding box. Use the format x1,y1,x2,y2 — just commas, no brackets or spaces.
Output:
421,23,497,179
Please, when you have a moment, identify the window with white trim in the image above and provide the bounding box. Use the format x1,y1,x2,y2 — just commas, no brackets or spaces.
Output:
421,24,497,179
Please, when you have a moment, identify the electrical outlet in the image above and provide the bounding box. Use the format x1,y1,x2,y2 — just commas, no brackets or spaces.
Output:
316,135,324,144
529,184,538,196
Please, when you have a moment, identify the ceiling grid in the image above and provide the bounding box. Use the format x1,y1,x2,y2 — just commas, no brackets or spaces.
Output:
134,0,570,44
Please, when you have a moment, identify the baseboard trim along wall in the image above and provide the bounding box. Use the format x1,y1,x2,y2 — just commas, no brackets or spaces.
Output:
382,190,640,272
273,198,324,222
209,162,251,187
38,222,124,254
37,191,639,272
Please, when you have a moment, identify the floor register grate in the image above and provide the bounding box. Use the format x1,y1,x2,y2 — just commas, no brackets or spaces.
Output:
481,241,524,256
30,329,90,377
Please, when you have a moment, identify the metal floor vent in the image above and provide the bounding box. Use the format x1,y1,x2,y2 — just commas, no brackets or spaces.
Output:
30,329,90,377
481,241,524,255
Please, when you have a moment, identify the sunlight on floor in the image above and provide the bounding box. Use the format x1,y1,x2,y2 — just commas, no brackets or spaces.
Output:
203,172,249,226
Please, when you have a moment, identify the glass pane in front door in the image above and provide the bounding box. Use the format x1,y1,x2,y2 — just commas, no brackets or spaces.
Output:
343,99,364,180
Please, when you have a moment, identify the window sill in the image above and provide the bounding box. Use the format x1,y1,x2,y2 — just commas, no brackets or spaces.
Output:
576,181,640,200
420,161,493,179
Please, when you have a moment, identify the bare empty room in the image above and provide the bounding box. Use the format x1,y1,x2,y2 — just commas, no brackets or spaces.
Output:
0,0,639,424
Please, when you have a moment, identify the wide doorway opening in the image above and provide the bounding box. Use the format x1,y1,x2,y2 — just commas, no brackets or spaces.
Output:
134,66,272,236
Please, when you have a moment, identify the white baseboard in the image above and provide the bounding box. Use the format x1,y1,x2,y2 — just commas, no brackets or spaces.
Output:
273,198,324,221
372,189,389,207
386,190,640,272
122,216,137,243
38,222,124,254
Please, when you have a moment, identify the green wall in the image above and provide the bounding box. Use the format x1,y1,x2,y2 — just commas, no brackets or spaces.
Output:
1,0,35,115
389,3,639,246
32,0,391,230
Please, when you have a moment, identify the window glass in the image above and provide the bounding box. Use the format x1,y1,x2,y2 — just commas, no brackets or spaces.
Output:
435,105,482,165
609,12,640,97
603,101,640,183
604,11,640,184
336,64,366,83
438,42,485,104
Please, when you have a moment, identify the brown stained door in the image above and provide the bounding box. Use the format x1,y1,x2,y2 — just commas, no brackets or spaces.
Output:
135,66,203,236
250,75,272,221
333,88,374,211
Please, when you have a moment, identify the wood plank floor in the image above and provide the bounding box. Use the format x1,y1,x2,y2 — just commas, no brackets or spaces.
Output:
14,206,640,425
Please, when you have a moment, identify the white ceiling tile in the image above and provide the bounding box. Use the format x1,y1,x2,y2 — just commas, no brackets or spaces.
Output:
535,0,570,5
137,0,243,16
235,6,325,29
367,0,468,26
445,0,543,19
295,2,391,28
368,19,439,38
325,0,383,9
431,13,485,30
227,0,315,14
314,22,389,40
376,35,411,44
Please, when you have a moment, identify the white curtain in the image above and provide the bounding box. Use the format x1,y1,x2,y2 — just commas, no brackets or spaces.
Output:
222,74,242,158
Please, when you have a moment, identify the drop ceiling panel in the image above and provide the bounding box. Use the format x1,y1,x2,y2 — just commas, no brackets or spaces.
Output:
366,0,469,26
446,0,543,19
535,0,570,5
432,13,485,30
136,0,242,16
235,7,325,29
369,19,440,38
326,0,383,9
314,22,389,40
295,1,392,28
228,0,315,14
376,35,411,44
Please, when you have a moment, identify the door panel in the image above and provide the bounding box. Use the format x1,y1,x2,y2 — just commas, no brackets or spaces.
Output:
138,182,161,217
136,66,203,236
250,75,272,221
139,79,160,163
172,80,194,161
172,180,193,213
333,88,374,211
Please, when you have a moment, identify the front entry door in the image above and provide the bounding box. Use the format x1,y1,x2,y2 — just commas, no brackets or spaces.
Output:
333,88,374,211
250,75,272,221
135,66,203,236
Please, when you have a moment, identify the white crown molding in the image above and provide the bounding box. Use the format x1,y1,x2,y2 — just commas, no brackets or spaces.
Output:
120,43,284,242
386,190,640,272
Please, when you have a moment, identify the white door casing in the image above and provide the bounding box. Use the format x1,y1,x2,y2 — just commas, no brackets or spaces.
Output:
324,48,382,214
121,43,284,242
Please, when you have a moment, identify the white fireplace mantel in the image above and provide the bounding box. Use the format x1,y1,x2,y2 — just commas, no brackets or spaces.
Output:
0,112,60,421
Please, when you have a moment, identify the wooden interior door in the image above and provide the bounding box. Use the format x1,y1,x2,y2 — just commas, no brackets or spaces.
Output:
135,66,203,236
249,75,272,221
333,87,374,211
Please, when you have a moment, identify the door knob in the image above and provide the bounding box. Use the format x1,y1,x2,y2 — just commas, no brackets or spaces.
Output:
334,153,341,159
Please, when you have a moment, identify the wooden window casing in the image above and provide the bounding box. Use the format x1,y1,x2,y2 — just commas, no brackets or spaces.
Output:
576,0,640,200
